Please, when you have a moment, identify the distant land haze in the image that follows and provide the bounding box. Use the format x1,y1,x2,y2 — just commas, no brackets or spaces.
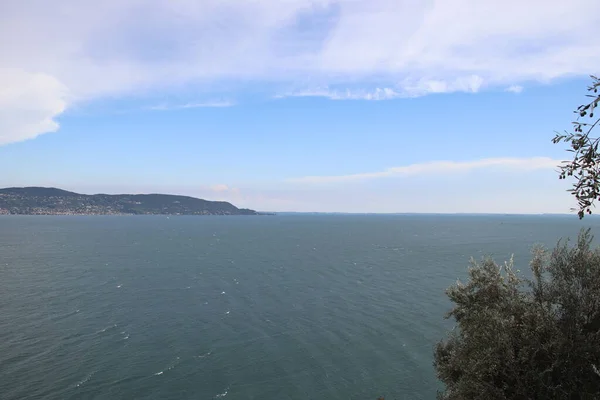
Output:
0,187,259,216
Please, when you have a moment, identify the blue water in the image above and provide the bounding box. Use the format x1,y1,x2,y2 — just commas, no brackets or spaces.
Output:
0,215,596,399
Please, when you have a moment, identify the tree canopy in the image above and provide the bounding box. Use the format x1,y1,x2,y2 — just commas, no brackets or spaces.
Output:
553,76,600,219
434,230,600,399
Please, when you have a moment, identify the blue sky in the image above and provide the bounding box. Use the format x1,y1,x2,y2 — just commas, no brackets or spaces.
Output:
1,0,599,213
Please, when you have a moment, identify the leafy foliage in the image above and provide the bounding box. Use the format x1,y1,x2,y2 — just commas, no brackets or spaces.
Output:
553,76,600,219
434,229,600,399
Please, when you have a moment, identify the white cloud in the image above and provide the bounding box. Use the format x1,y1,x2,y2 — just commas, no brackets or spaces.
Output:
147,101,235,110
288,157,562,184
208,184,241,198
277,86,401,100
210,184,231,192
506,85,524,94
0,69,69,145
279,75,486,99
1,0,599,144
400,75,485,96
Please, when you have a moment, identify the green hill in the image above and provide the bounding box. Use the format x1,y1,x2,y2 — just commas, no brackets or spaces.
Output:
0,187,258,215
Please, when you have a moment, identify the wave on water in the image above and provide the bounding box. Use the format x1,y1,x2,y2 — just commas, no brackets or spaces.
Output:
96,324,118,335
50,309,80,322
3,213,588,400
153,357,181,377
75,372,95,388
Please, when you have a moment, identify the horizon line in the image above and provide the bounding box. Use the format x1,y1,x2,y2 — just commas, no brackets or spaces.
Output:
261,211,580,216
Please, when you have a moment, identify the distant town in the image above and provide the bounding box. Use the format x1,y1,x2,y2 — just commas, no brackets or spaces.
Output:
0,187,260,216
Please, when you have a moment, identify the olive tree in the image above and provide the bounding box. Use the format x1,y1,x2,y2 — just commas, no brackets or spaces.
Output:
553,76,600,219
434,229,600,399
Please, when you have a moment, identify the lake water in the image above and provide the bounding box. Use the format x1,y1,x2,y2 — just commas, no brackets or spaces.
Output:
1,214,597,399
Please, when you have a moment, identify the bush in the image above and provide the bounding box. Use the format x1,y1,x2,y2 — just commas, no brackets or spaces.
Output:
434,229,600,399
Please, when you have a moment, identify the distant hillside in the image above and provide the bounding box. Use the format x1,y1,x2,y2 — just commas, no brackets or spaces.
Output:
0,187,258,216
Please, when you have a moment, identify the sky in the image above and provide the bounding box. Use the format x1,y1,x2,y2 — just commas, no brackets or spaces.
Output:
1,0,599,213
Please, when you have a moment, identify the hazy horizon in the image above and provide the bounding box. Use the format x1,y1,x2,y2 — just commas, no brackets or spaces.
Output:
0,184,585,217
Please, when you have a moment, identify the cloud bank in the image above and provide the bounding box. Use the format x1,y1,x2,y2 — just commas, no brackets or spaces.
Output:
147,101,235,111
1,0,599,144
3,162,571,213
289,157,562,183
506,85,524,94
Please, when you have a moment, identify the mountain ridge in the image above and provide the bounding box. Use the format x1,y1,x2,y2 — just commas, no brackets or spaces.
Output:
0,187,258,215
